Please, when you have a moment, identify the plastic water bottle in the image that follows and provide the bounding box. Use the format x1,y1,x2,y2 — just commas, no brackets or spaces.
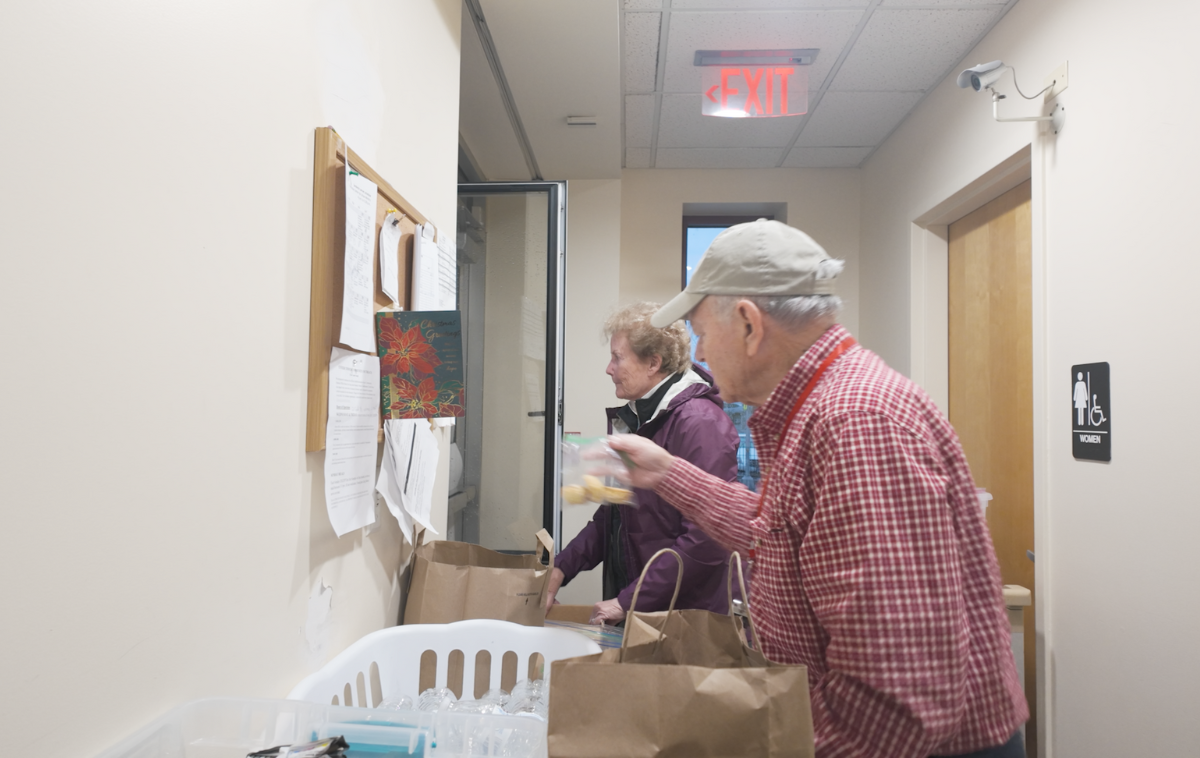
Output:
377,694,415,711
504,678,549,721
417,687,457,712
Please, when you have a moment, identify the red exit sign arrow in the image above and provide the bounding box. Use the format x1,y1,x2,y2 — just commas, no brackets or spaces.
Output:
702,67,808,118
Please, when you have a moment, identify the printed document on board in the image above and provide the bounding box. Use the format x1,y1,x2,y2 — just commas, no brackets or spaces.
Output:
376,422,414,540
340,166,378,352
412,223,456,311
379,211,403,308
325,347,380,537
376,418,440,543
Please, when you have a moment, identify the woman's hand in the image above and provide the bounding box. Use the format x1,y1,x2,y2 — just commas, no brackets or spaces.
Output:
590,597,627,626
544,567,565,612
607,434,678,491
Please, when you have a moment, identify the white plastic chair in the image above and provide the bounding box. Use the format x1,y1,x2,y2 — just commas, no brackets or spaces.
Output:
288,619,602,707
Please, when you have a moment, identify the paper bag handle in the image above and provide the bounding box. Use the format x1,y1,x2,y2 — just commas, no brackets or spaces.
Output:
620,547,683,660
534,528,555,571
534,529,557,612
725,551,761,652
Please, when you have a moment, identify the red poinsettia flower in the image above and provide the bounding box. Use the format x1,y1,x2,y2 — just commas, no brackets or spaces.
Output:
389,377,440,417
380,322,441,377
378,317,406,346
436,403,464,417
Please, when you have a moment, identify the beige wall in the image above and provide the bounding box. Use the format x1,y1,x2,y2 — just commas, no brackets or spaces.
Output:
861,0,1200,754
618,168,861,336
556,179,623,605
0,0,461,753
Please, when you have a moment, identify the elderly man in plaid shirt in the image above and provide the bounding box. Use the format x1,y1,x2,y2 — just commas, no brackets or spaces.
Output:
610,219,1028,758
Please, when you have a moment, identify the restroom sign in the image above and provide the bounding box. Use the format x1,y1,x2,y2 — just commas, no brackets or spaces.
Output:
701,67,808,118
1072,362,1111,461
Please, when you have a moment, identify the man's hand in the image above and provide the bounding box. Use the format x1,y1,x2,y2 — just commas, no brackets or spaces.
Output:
590,597,626,626
607,435,677,491
544,567,565,613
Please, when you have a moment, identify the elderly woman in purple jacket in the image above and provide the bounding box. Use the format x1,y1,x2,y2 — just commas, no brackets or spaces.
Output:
545,302,741,625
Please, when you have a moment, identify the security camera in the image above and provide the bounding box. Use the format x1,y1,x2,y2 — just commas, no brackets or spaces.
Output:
957,58,1066,133
956,60,1009,92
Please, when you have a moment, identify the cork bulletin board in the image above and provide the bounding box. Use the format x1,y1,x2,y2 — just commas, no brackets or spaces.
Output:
305,126,434,452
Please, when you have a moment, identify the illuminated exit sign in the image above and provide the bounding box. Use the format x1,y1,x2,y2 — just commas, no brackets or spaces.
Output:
701,66,809,118
694,49,816,118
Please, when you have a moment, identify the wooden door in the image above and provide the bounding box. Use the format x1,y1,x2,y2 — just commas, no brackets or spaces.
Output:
948,179,1036,756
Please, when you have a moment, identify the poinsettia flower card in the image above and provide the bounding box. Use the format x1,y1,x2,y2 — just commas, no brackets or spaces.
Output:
375,311,465,419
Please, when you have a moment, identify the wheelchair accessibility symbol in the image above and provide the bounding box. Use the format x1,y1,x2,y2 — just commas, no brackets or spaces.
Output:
1074,372,1107,427
1072,362,1111,462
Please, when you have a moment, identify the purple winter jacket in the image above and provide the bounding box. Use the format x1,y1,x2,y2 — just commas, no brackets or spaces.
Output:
555,364,740,614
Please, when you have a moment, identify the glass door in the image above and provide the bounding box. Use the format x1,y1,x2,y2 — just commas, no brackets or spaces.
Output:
452,182,566,551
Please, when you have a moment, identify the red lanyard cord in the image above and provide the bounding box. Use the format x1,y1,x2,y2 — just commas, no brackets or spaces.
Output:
748,336,857,561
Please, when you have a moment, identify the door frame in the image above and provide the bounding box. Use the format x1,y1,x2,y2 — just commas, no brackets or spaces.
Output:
908,144,1053,756
456,181,568,549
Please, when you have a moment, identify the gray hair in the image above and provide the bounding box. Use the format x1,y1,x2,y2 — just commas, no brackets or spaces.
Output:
605,302,692,374
704,258,845,331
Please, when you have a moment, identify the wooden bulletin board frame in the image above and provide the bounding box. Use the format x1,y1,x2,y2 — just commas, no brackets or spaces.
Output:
306,126,433,452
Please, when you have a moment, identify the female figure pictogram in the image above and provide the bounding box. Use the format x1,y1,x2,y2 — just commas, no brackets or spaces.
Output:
1074,372,1089,426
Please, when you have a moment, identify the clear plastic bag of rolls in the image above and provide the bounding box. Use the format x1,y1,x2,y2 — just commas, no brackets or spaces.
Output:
560,435,638,508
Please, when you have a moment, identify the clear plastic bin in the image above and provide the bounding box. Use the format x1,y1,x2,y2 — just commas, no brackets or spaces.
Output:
91,697,547,758
95,622,599,758
287,620,600,708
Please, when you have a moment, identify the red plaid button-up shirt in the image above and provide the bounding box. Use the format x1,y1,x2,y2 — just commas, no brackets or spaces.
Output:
658,325,1027,757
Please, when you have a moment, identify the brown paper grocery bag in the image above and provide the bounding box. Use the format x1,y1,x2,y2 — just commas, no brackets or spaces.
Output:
547,550,814,758
546,604,593,624
623,607,755,669
403,529,555,627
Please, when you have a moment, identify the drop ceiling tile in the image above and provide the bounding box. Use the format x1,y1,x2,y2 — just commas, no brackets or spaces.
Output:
793,90,923,146
662,11,863,94
675,0,868,7
655,147,782,169
625,95,656,148
657,94,801,148
482,0,622,179
626,147,652,168
782,146,873,168
830,8,1002,92
625,12,661,93
624,0,663,8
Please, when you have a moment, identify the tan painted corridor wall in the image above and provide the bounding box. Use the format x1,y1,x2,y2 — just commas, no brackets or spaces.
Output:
0,1,461,753
860,0,1200,753
618,168,861,337
556,179,623,606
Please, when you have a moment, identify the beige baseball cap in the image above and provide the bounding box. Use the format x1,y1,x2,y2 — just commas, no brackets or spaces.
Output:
651,219,837,328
